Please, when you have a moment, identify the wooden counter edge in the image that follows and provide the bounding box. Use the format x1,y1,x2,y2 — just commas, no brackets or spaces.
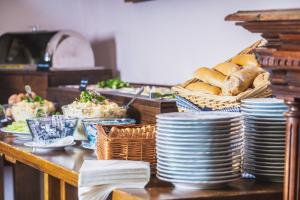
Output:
0,141,78,187
113,189,143,200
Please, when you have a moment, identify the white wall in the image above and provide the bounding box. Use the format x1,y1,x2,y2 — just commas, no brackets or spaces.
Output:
0,0,300,85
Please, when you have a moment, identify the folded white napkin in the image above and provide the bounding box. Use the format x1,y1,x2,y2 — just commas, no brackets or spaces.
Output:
78,160,150,200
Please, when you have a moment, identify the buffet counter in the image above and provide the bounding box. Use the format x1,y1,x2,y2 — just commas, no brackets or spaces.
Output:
0,134,282,200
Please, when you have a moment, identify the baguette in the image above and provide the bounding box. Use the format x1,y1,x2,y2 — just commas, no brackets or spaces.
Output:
231,54,259,67
193,67,226,88
213,62,242,76
222,66,262,96
185,81,221,95
253,72,270,88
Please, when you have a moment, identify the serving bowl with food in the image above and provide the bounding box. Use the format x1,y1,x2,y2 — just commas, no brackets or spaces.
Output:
62,90,127,140
0,89,56,139
26,115,78,149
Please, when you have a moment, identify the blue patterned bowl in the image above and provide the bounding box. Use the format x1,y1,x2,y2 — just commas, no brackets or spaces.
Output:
26,115,78,145
82,118,136,149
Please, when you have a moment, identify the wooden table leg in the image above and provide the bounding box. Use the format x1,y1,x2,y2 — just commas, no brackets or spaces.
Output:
284,99,300,200
0,155,4,200
59,180,78,200
44,173,60,200
13,161,41,200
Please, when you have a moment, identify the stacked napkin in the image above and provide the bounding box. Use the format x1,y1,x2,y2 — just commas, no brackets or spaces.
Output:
78,160,150,200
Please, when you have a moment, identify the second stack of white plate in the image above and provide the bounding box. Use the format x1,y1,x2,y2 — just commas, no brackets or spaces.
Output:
156,112,243,189
242,98,287,183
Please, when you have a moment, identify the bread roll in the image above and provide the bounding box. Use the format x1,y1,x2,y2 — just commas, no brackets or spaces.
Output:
253,72,270,88
213,62,242,76
8,94,17,105
193,67,226,88
231,54,259,67
185,81,221,95
222,66,262,96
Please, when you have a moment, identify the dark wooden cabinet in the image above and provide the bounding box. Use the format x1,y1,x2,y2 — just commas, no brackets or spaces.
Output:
0,68,112,104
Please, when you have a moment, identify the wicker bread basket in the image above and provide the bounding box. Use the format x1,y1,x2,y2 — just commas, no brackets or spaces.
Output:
173,39,272,111
96,124,156,174
172,78,271,111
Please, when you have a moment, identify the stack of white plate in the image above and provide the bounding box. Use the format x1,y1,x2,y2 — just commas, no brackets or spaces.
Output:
242,98,287,183
156,112,243,189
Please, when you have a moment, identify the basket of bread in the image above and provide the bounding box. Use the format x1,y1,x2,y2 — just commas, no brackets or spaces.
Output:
96,124,156,174
172,40,272,112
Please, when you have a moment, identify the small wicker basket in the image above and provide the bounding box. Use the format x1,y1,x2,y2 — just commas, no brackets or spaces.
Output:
96,124,156,174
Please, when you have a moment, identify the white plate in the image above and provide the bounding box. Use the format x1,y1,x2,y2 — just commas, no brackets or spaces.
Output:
0,128,31,137
157,171,241,181
245,149,285,158
157,163,240,172
244,129,285,134
245,170,284,177
157,166,240,176
157,155,241,164
244,154,285,162
24,141,76,150
244,124,286,130
245,143,285,150
242,108,287,112
156,123,242,130
245,135,285,142
242,112,285,117
244,167,283,174
156,138,243,147
157,125,242,133
156,142,243,151
158,159,242,168
157,112,242,121
241,98,284,105
156,174,241,189
244,163,284,170
245,146,285,154
156,134,242,143
241,104,288,109
243,158,284,166
245,133,285,139
157,151,241,160
157,146,243,155
244,120,286,125
156,131,242,139
244,115,286,121
157,118,242,125
245,139,285,146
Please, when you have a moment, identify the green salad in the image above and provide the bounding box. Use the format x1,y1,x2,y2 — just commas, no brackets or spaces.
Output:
79,91,106,104
97,78,130,89
3,121,30,134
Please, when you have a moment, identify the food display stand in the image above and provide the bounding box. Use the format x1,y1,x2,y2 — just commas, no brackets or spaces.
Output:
226,8,300,200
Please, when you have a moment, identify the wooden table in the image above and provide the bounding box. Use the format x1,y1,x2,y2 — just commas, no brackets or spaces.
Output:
0,135,283,200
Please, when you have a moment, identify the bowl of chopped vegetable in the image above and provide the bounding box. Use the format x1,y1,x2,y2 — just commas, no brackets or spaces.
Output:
62,91,127,140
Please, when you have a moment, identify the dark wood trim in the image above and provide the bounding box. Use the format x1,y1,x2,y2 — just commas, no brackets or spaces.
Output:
0,155,4,200
13,161,41,200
